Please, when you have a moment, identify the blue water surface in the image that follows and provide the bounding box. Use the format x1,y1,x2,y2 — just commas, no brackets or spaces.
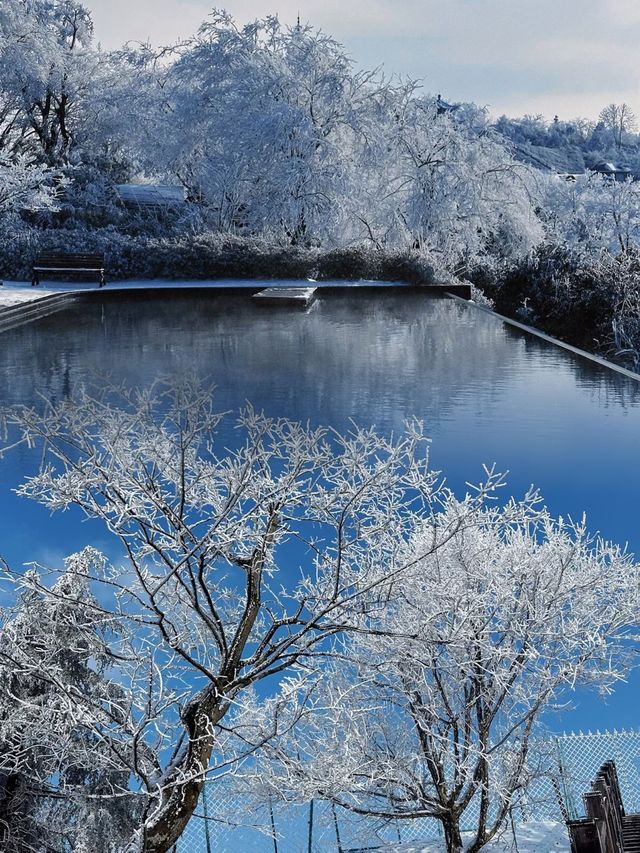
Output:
0,287,638,732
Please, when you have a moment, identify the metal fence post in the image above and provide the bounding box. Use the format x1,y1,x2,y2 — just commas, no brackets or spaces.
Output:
395,817,402,843
555,736,577,821
332,802,344,853
308,799,315,853
202,781,213,853
269,797,279,853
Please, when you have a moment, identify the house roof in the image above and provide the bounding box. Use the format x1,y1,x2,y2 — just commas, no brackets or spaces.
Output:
435,94,459,114
510,143,586,175
115,184,186,207
591,162,630,174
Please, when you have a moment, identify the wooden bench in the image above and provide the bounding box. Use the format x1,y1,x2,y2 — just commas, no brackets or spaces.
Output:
32,253,106,287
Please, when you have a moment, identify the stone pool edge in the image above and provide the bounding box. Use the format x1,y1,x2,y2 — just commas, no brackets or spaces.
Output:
0,291,85,333
446,291,640,383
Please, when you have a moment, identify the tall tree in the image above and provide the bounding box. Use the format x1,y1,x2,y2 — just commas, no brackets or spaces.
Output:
6,383,638,850
388,98,542,271
149,13,396,245
598,102,637,153
0,0,95,164
3,380,483,852
0,550,136,852
241,498,640,853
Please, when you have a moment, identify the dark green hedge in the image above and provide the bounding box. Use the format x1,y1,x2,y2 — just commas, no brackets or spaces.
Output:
0,228,436,285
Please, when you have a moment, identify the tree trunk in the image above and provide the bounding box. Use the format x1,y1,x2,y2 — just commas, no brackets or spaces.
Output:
141,689,228,853
467,833,486,853
441,815,464,853
0,772,44,852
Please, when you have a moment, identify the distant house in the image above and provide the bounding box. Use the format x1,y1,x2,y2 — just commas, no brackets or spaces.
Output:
588,162,633,182
115,184,186,210
435,94,459,115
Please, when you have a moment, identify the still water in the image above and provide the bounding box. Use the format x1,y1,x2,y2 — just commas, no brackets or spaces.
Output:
1,287,639,728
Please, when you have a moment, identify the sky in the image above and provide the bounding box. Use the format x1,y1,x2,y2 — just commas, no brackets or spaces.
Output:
83,0,640,121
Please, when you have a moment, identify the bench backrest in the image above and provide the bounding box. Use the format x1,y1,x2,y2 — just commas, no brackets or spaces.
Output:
34,253,105,269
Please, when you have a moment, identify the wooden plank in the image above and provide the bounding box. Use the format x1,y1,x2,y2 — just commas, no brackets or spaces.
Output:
33,266,104,272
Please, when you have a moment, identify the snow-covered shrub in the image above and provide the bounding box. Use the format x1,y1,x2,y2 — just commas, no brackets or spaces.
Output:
0,156,64,216
471,244,640,369
542,173,640,261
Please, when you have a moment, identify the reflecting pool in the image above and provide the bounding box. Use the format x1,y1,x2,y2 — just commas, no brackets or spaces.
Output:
1,287,639,727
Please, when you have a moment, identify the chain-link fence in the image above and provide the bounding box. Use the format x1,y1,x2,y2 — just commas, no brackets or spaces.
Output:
176,793,440,853
176,729,640,852
554,729,640,819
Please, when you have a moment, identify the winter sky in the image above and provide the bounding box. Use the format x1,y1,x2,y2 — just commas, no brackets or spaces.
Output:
84,0,639,121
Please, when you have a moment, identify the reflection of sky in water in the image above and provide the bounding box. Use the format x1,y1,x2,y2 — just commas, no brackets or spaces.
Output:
1,289,639,731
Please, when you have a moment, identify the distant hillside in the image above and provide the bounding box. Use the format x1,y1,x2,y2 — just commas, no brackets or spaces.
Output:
492,112,640,177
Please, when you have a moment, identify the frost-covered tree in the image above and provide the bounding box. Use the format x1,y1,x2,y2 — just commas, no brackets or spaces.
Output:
543,172,640,258
493,113,595,151
0,0,98,165
598,102,637,152
0,5,548,267
5,383,638,851
0,549,137,852
387,99,542,271
239,498,640,853
4,380,504,852
147,13,385,245
125,12,539,262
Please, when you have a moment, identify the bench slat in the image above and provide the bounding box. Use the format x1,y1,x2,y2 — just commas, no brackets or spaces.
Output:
33,267,105,272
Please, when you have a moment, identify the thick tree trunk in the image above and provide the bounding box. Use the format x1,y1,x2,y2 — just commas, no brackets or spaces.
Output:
441,815,464,853
141,689,228,853
139,511,276,852
0,772,44,852
467,833,486,853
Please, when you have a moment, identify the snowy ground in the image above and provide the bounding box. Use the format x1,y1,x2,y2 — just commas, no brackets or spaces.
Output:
380,821,570,852
0,283,58,309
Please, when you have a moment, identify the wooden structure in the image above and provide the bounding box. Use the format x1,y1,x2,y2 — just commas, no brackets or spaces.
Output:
567,761,640,853
32,253,106,287
589,162,633,183
253,286,317,308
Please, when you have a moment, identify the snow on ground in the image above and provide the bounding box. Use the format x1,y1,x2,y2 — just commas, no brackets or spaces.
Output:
381,821,570,852
0,283,58,309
